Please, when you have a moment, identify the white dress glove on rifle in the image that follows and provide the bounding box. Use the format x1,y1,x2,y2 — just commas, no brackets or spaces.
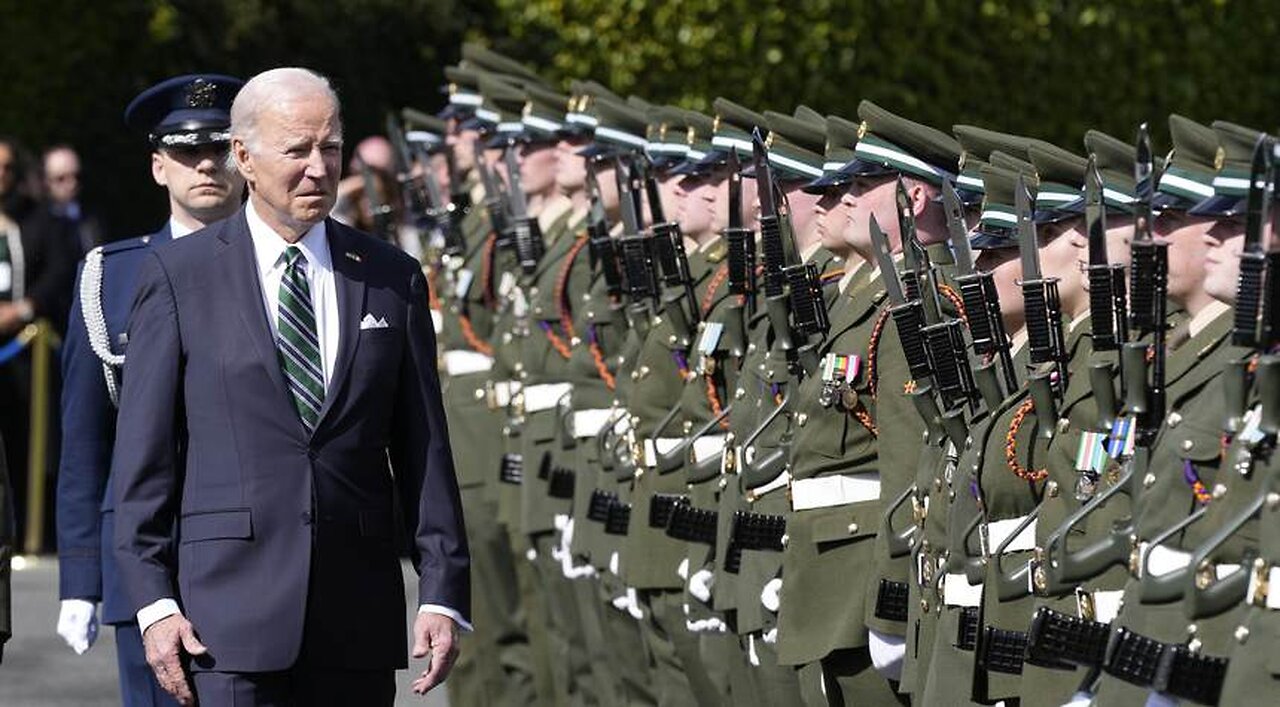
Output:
56,599,99,655
689,569,715,604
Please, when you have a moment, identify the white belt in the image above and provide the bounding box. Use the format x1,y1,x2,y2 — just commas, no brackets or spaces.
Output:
1136,542,1191,578
443,350,494,376
1248,566,1280,610
943,573,982,608
572,408,614,438
524,382,573,413
980,516,1037,556
642,438,685,468
691,435,727,464
790,473,882,512
1090,590,1124,623
748,469,791,498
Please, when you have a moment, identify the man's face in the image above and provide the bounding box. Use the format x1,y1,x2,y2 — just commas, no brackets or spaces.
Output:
517,140,558,197
840,176,898,253
233,94,342,235
1203,218,1246,304
152,143,245,222
814,187,852,255
739,174,760,231
593,162,620,217
449,127,480,173
0,143,15,196
657,172,682,225
675,173,718,238
1037,220,1089,318
1154,209,1215,305
783,182,821,249
44,148,80,205
555,138,588,193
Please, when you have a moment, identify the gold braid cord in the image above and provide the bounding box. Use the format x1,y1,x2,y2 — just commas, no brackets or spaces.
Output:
1005,399,1048,483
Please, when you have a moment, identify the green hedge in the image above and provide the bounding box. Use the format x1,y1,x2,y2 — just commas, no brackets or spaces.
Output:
2,1,1275,236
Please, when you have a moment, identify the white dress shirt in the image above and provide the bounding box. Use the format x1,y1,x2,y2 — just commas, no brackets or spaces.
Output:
138,202,471,634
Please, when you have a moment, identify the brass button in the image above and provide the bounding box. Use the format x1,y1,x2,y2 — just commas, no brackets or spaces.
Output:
1057,418,1070,433
780,533,790,548
474,389,485,401
1181,439,1194,452
668,335,678,345
847,522,859,534
1212,483,1227,500
1235,625,1250,643
797,413,808,427
1143,473,1156,489
735,388,746,400
1267,492,1280,510
1168,412,1183,427
1046,481,1059,498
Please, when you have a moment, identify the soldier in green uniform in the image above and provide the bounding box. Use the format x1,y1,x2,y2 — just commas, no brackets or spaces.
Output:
1083,123,1255,706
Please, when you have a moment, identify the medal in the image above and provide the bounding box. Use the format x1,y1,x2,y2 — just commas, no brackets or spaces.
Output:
840,387,859,410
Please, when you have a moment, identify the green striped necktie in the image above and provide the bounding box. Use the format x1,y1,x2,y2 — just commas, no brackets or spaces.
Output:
276,246,324,430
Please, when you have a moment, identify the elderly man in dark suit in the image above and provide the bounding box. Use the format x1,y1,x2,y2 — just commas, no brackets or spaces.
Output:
111,67,470,707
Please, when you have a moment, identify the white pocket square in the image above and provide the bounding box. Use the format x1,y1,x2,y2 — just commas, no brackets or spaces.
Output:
359,313,390,330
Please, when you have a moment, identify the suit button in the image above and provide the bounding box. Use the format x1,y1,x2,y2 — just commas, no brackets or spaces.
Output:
301,510,313,524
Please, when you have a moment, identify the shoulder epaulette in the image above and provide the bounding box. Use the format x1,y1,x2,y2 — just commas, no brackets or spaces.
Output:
98,234,155,257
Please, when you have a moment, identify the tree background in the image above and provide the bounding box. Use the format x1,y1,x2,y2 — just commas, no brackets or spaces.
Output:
1,0,1275,237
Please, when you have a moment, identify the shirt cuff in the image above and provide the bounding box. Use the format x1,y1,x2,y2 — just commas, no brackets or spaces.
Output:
136,598,180,634
418,604,473,633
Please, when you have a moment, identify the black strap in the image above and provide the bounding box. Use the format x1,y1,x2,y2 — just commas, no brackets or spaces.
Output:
978,626,1029,675
547,467,576,499
649,493,690,528
956,606,980,651
1157,644,1228,705
1025,606,1109,668
1103,626,1166,688
873,580,910,623
666,504,718,546
587,489,618,523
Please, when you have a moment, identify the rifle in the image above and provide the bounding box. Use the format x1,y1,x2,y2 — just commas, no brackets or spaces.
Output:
1015,175,1068,385
388,114,464,259
1124,124,1167,447
358,158,397,243
502,144,547,275
723,151,756,358
899,179,977,412
615,157,660,311
946,180,1018,398
1084,157,1129,352
585,164,624,298
1233,136,1274,348
474,139,510,244
869,214,929,384
752,128,827,375
643,160,700,344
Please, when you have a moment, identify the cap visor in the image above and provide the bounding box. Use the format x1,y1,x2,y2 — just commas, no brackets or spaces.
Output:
970,229,1018,250
1187,194,1245,217
801,165,857,194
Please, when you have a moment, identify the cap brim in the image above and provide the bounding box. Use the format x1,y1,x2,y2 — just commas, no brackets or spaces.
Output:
1150,191,1198,213
801,164,858,194
970,228,1019,250
1187,194,1245,217
438,104,473,120
954,186,985,207
669,160,713,176
843,156,898,179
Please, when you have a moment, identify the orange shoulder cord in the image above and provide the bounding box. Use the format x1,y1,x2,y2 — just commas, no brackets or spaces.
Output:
541,232,591,361
587,325,616,390
1005,398,1048,483
938,283,967,322
457,233,496,357
866,308,893,400
701,263,732,429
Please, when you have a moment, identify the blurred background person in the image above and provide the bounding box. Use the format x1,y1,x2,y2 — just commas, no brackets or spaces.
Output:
43,144,106,254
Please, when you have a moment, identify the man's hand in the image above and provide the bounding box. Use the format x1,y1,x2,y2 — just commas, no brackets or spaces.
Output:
410,612,459,696
56,599,100,654
142,612,206,707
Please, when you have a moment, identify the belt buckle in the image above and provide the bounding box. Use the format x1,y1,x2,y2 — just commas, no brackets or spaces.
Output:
1251,558,1271,607
1128,541,1143,578
1031,547,1049,596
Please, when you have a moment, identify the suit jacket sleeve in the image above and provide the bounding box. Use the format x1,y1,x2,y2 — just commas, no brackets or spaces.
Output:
390,268,470,621
110,252,184,613
55,264,112,601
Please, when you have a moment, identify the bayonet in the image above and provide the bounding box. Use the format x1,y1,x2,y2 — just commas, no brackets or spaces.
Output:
503,146,529,219
501,142,545,274
616,158,658,304
1016,174,1067,381
871,215,931,382
870,215,906,304
1084,156,1129,351
1234,135,1273,347
943,180,974,273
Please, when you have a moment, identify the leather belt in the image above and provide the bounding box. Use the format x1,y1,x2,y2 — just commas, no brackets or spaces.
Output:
523,382,573,413
729,510,786,552
789,472,881,511
442,349,494,376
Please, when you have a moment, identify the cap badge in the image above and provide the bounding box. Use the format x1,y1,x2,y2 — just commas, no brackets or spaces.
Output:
1214,146,1226,171
686,127,697,146
856,121,869,139
185,79,218,109
522,101,533,118
711,115,722,134
764,131,775,149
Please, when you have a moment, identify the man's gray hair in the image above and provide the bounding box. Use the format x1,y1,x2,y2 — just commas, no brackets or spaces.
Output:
228,67,342,166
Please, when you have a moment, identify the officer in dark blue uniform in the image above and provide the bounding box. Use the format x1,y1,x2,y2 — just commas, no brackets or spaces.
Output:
54,73,244,707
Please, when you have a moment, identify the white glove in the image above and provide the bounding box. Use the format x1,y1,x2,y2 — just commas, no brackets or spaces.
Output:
676,557,690,581
625,587,644,620
56,599,99,655
761,577,782,613
525,547,538,562
1144,692,1180,707
868,628,906,680
1061,693,1093,707
553,513,569,531
689,569,715,603
609,551,620,576
761,627,778,644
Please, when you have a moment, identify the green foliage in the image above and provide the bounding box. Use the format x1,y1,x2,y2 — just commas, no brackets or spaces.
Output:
0,0,1276,235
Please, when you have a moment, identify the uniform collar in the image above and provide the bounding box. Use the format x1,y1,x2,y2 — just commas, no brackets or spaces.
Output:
1188,300,1231,339
169,216,197,240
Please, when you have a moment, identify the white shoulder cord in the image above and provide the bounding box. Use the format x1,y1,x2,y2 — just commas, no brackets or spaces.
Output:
80,246,124,406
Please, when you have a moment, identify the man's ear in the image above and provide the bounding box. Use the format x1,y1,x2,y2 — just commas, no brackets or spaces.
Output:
151,152,167,188
910,181,934,218
231,138,253,181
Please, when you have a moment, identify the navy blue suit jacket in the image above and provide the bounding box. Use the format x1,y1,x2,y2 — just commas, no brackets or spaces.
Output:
57,225,173,625
110,209,469,672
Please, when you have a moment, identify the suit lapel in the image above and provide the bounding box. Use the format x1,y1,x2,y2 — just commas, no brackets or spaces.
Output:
314,220,366,431
218,211,293,409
